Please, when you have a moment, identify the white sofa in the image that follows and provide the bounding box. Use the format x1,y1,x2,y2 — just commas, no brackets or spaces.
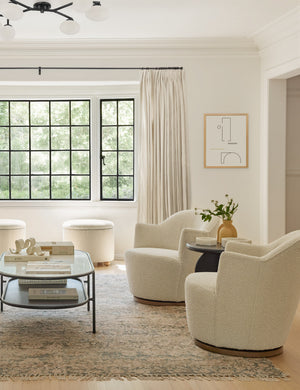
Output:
185,230,300,357
125,210,220,304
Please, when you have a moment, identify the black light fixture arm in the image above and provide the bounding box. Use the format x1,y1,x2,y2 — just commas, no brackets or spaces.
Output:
8,1,74,20
9,0,32,12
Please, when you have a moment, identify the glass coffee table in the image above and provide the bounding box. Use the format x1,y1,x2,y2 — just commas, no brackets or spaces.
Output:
0,250,96,333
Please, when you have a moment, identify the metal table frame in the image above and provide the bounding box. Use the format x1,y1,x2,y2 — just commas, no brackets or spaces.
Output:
0,250,96,333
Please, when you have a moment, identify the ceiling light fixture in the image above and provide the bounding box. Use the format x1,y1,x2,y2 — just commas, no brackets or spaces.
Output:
0,0,109,40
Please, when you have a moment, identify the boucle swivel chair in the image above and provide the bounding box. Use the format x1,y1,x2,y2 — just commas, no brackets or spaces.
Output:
185,230,300,357
125,210,220,305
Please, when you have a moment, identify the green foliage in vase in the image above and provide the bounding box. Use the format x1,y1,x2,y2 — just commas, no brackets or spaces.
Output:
195,194,238,222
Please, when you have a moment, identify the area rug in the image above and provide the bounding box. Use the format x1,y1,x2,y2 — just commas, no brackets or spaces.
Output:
0,274,287,381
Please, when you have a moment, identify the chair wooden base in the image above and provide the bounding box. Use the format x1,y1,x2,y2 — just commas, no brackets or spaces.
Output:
134,296,185,306
96,262,111,267
195,339,283,358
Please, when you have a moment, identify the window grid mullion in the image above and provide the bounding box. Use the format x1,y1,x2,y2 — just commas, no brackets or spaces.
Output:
100,100,103,200
100,98,134,201
1,98,134,202
0,99,91,201
28,101,32,199
116,100,119,200
49,101,52,199
8,101,11,200
69,101,72,200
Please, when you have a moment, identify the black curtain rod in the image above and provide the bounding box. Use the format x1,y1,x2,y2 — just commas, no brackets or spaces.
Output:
0,66,183,75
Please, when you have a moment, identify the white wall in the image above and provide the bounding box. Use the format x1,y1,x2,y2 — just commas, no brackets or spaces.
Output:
186,56,261,241
253,6,300,242
0,39,261,256
286,75,300,232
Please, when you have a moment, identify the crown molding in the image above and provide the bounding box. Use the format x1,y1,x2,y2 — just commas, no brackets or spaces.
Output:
251,6,300,51
0,37,258,59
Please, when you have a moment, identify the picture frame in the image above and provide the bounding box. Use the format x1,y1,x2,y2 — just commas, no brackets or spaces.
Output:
204,113,248,168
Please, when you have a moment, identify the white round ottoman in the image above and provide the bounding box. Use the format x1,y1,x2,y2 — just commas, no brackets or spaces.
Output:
62,219,114,266
0,219,26,256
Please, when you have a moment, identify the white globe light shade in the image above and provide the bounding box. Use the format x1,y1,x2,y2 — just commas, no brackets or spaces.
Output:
72,0,91,13
60,19,80,35
1,24,15,40
1,4,23,21
85,4,109,21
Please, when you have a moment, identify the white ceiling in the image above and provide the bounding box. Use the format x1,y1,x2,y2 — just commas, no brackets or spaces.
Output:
1,0,299,41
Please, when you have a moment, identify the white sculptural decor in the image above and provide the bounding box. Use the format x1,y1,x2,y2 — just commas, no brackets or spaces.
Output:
5,238,50,262
10,237,45,256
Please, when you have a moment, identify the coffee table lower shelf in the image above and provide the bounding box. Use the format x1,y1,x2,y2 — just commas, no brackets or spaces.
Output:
2,278,89,309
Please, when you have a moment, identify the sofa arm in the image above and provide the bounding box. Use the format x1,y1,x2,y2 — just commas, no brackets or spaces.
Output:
225,241,266,257
176,228,214,297
216,251,263,292
178,228,211,258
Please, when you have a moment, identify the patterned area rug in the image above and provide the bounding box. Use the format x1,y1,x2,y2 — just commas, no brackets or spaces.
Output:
0,274,287,381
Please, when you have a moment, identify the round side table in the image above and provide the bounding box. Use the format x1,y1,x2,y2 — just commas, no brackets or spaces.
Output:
186,243,224,272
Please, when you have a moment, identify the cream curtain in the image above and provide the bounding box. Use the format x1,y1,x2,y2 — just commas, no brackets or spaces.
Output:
137,69,189,224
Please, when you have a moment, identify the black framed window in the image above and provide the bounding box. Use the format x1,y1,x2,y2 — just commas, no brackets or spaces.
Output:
100,99,134,200
0,100,90,200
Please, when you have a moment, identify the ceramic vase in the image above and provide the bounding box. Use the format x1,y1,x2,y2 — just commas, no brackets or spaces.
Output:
217,220,237,244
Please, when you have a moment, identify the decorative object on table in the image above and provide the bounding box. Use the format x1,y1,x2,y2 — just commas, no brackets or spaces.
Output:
204,113,248,168
5,237,49,261
9,237,44,255
217,220,237,244
221,237,252,246
38,241,74,255
0,274,287,381
9,238,25,254
195,237,217,246
196,194,238,244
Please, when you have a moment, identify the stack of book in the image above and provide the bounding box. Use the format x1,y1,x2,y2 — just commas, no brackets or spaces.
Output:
37,241,74,255
4,252,50,262
28,287,78,300
195,237,217,246
25,262,71,275
19,279,67,285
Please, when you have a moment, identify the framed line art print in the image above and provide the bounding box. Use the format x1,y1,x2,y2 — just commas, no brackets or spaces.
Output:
204,113,248,168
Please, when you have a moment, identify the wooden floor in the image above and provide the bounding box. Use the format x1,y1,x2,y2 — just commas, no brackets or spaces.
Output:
0,261,299,390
